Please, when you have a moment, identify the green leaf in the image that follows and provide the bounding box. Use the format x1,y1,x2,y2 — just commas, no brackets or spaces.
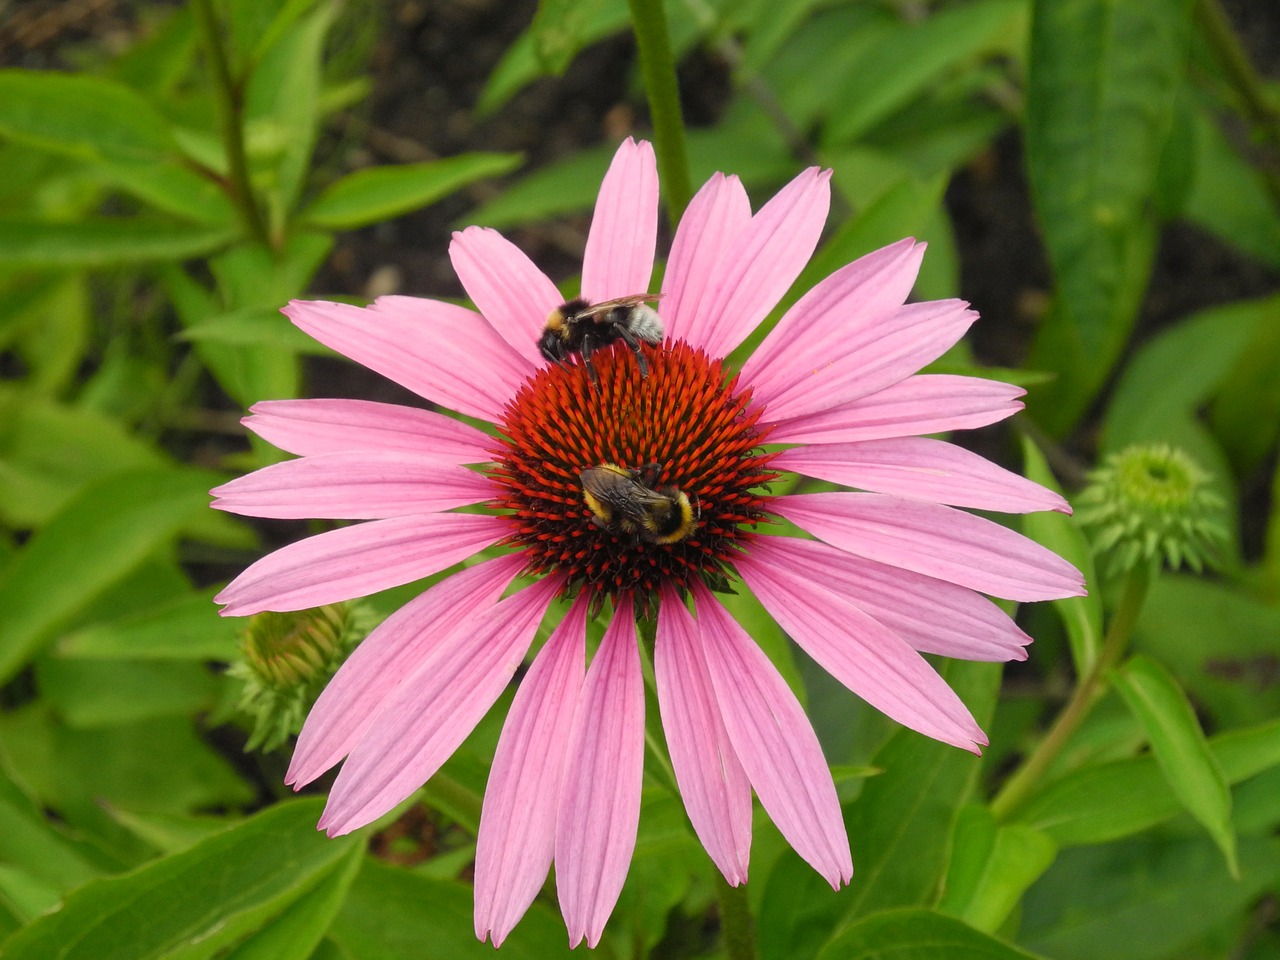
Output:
327,859,577,960
0,799,357,960
244,2,334,225
0,69,177,163
0,761,110,893
0,219,233,268
224,842,364,960
822,0,1026,145
1016,718,1280,846
1019,438,1101,675
303,153,522,229
476,0,629,115
1102,296,1271,452
176,307,332,354
0,274,89,397
939,806,1057,933
39,659,221,728
57,588,241,662
1019,833,1280,960
0,467,221,685
842,661,1000,919
759,662,999,960
0,392,167,527
0,864,62,924
816,908,1047,960
1182,100,1280,268
1112,654,1237,874
93,159,238,225
1135,575,1280,726
0,705,252,838
1209,298,1280,473
1024,0,1191,434
109,5,198,97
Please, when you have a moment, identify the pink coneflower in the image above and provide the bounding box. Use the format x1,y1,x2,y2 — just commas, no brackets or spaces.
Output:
213,138,1083,947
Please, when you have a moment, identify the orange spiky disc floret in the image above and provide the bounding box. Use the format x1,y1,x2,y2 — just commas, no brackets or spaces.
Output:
490,340,778,604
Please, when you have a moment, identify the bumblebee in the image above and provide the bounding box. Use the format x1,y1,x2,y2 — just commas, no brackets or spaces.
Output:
580,462,697,545
539,294,664,381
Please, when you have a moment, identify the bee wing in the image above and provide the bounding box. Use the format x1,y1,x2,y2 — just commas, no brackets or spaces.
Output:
581,465,669,525
579,293,663,322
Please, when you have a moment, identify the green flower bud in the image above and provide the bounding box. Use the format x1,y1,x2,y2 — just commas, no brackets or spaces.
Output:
1076,445,1228,578
230,603,372,752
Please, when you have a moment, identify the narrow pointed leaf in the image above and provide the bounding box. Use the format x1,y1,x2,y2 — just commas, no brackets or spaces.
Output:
303,153,522,229
0,468,219,685
816,908,1047,960
1025,0,1192,432
1113,654,1237,875
0,799,357,960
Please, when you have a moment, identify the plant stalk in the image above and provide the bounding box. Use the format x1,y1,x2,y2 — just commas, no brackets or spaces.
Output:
628,0,694,224
991,566,1151,821
192,0,272,248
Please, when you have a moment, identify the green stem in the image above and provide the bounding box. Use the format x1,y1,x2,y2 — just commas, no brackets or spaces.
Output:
628,0,693,224
1195,0,1280,206
716,874,756,960
192,0,272,248
991,566,1151,821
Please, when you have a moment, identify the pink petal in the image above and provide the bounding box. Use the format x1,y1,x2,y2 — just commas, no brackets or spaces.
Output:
475,599,587,946
655,586,752,884
691,168,832,359
773,437,1070,514
450,226,563,367
741,238,924,402
214,512,507,616
737,548,986,751
755,299,978,422
244,399,492,461
318,576,560,835
287,554,526,787
556,595,645,948
766,375,1024,445
659,173,752,345
580,139,658,303
284,298,531,422
751,536,1031,662
211,453,495,519
693,584,852,887
774,492,1086,602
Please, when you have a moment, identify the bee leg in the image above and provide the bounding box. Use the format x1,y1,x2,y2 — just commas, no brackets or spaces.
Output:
580,339,600,387
615,326,649,378
637,462,664,486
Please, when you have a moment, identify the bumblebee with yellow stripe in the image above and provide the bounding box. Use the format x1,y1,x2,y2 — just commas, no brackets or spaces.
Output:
580,462,697,545
539,294,664,382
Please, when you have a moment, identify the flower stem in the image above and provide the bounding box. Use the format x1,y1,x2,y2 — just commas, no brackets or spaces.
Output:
1194,0,1280,207
991,566,1151,821
192,0,272,249
628,0,693,223
715,873,756,960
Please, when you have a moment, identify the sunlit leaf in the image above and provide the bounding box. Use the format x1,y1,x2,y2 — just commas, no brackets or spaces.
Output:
1024,0,1192,434
1020,438,1101,674
0,799,357,960
328,859,576,959
0,219,233,268
1113,655,1237,874
816,908,1047,960
0,468,221,685
0,70,177,163
1016,718,1280,845
303,153,522,229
